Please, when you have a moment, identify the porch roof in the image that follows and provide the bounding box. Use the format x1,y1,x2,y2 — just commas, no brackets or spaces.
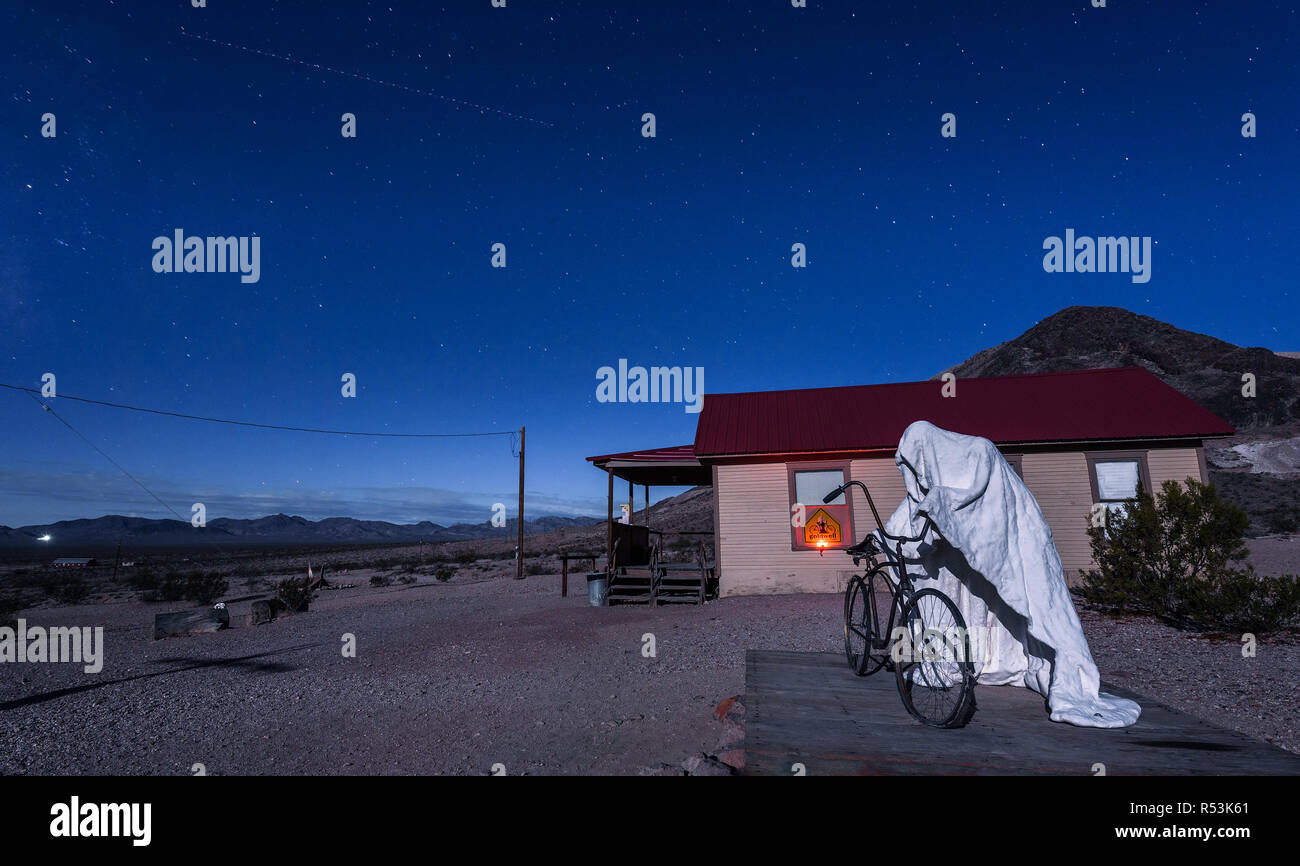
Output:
586,444,712,486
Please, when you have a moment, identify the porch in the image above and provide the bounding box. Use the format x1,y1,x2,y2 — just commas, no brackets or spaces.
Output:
586,444,717,605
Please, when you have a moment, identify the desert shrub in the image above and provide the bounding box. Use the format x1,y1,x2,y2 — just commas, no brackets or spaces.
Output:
434,565,455,582
143,570,186,603
128,568,159,591
0,593,25,629
370,574,393,587
1265,509,1298,535
275,576,314,612
1081,479,1300,632
525,562,547,576
183,571,229,605
1195,570,1300,633
43,575,91,605
454,552,479,564
397,574,417,585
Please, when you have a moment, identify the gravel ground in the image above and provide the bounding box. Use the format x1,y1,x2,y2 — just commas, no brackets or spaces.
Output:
1245,534,1300,577
2,572,1294,775
0,571,839,776
1077,606,1298,755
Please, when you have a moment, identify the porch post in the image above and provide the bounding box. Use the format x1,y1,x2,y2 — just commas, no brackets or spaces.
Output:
644,484,650,530
606,468,614,569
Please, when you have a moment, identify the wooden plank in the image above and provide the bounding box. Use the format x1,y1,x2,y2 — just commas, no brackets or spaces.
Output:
744,650,1300,776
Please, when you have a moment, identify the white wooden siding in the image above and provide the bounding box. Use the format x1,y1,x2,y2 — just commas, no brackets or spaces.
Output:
715,445,1206,595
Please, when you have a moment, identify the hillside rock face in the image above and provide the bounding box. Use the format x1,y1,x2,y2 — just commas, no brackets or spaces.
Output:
940,306,1300,430
940,306,1300,535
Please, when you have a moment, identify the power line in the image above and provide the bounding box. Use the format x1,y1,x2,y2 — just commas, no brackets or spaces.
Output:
21,391,195,528
23,392,248,560
0,383,514,439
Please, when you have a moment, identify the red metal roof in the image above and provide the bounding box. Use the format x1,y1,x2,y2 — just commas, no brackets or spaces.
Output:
692,367,1235,458
586,444,697,464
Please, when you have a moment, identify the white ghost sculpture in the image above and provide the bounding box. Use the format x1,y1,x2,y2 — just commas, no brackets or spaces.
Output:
882,420,1141,728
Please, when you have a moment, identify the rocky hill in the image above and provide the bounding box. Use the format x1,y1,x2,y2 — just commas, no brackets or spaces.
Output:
939,306,1300,430
941,306,1300,535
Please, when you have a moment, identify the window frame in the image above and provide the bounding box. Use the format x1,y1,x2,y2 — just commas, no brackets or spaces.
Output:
786,461,854,552
1085,450,1152,531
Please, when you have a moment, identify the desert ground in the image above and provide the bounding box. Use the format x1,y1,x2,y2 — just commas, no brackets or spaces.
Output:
1,538,1297,775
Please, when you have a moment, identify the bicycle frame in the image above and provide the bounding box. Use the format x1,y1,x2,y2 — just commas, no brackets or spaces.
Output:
840,480,941,654
836,478,978,727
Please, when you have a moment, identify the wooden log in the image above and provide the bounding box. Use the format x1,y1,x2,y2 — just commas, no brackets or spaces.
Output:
153,606,230,640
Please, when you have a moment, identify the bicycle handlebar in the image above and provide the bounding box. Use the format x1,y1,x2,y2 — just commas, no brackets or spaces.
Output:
823,480,936,544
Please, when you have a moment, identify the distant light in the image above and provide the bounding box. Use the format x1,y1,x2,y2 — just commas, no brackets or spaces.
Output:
38,534,52,542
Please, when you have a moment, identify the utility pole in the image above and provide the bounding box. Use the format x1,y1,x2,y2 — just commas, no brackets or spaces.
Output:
515,425,525,579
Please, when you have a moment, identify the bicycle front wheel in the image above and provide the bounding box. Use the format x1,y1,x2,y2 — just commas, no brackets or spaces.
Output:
894,588,977,728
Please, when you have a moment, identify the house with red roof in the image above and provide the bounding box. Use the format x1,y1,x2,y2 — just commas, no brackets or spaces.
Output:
588,366,1235,597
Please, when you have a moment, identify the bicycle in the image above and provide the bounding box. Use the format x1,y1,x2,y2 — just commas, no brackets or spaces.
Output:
824,480,977,728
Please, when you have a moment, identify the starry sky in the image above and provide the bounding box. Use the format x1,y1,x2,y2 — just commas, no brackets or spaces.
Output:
1,0,1296,527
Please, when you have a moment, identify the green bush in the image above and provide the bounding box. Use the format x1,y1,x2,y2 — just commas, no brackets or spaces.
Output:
1199,569,1300,633
525,562,547,576
397,574,417,585
370,574,393,587
434,565,456,582
183,571,229,605
276,576,314,612
454,552,478,564
1081,479,1300,632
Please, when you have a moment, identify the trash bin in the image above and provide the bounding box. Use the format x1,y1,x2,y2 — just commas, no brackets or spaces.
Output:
586,572,607,607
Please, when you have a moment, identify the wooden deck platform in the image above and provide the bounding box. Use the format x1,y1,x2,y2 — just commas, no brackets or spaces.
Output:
744,650,1300,776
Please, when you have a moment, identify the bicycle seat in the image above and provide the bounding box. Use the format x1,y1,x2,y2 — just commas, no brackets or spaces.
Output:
845,536,877,557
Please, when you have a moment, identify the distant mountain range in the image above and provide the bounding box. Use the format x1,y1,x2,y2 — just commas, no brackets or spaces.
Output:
0,513,601,550
10,307,1296,548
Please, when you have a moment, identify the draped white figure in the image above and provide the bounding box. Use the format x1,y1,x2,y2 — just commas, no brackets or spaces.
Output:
881,420,1141,728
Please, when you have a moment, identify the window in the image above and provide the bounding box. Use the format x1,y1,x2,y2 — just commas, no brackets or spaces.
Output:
1086,451,1151,529
788,464,853,551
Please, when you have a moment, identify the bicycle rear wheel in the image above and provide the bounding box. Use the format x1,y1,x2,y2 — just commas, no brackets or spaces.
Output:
894,588,977,728
844,570,896,676
843,576,872,675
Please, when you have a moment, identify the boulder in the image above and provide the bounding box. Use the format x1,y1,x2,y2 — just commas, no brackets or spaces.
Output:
248,598,290,625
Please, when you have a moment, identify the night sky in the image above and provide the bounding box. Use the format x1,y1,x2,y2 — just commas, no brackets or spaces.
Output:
1,0,1295,527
